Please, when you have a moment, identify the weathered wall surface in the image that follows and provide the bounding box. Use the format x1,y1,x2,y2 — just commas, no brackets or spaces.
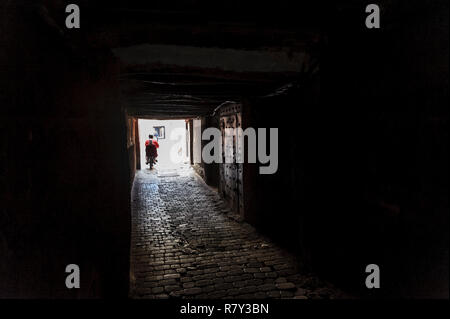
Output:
190,116,221,188
0,3,131,297
218,103,244,216
126,116,138,185
191,119,205,179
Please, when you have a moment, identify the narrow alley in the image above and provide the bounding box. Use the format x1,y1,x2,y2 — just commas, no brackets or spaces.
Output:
2,1,447,300
130,165,345,299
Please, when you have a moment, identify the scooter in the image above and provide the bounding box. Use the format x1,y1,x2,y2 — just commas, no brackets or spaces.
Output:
148,156,157,169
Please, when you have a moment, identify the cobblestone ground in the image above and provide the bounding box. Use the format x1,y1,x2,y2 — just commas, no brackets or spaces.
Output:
130,165,347,299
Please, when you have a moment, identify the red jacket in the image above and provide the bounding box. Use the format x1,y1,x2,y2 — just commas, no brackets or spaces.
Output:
145,140,158,157
145,139,159,148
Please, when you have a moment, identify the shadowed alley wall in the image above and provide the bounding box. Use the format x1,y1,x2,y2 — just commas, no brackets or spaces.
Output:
1,3,131,297
241,0,449,298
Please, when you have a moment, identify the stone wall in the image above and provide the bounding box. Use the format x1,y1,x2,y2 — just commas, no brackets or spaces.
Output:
191,117,220,188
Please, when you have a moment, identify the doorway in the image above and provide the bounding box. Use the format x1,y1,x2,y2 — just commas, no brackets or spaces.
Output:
138,119,189,170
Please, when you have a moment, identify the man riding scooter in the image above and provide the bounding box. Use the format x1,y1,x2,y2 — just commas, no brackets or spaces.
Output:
145,134,159,169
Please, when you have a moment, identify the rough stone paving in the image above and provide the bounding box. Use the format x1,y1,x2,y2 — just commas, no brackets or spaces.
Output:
130,166,346,299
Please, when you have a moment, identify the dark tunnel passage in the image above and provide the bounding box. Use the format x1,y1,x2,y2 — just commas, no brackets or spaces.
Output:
0,1,448,299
